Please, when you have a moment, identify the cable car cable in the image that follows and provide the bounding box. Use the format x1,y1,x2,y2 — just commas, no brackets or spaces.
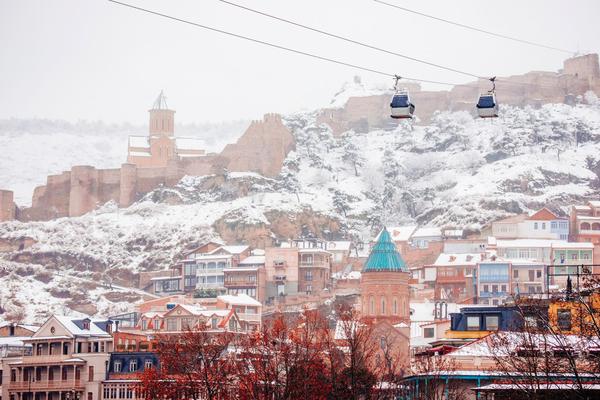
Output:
373,0,578,55
217,0,486,80
106,0,464,87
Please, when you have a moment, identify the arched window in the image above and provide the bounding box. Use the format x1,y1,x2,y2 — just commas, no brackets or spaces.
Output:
370,297,375,315
592,223,600,231
393,298,398,315
581,222,591,230
381,297,386,315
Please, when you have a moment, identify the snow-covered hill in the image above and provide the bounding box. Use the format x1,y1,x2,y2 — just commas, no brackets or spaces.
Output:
2,87,600,323
0,119,249,204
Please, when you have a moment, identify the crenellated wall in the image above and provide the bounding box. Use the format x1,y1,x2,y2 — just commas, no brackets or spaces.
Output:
1,114,294,222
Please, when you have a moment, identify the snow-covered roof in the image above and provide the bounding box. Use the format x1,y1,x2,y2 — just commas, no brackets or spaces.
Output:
150,275,181,281
326,241,352,251
217,293,261,307
239,255,265,265
129,151,151,157
443,230,464,238
552,241,594,249
332,270,361,280
0,322,39,332
128,136,149,148
448,331,591,358
175,137,204,151
334,320,360,340
0,336,31,346
251,249,265,256
50,316,112,338
383,226,417,242
412,227,442,238
432,253,481,266
495,239,558,248
494,214,528,224
410,302,462,322
211,245,249,255
589,201,600,208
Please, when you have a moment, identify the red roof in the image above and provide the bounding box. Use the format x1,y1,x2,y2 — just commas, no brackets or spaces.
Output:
528,208,562,221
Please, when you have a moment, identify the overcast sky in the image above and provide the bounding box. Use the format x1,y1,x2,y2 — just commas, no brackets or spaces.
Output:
1,0,599,124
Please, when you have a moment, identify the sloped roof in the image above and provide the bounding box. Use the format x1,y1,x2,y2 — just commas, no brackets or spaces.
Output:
151,90,169,110
239,255,265,265
52,316,112,337
494,214,528,224
412,227,442,238
527,208,562,221
363,228,407,272
382,226,417,242
217,293,261,307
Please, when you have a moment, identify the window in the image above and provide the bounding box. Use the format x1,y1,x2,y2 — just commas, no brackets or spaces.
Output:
153,318,160,330
381,298,386,315
583,252,590,260
144,360,153,370
423,327,435,338
557,309,572,331
534,222,538,230
536,270,542,278
370,297,375,315
483,284,489,293
129,359,138,372
166,318,177,331
541,223,546,230
142,320,147,330
393,298,398,315
551,221,557,229
571,253,578,260
513,270,519,278
229,319,238,332
492,285,498,293
501,285,506,292
62,368,68,381
305,270,313,281
114,361,122,373
485,316,499,330
305,284,312,293
211,317,218,329
467,316,480,331
88,366,94,382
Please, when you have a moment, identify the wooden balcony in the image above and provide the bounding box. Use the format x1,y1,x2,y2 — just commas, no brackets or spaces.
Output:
273,275,286,282
436,274,467,284
8,380,85,391
299,262,329,269
224,279,258,288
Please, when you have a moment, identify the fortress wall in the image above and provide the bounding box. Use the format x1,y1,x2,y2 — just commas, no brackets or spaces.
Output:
220,114,295,178
69,166,100,217
96,168,122,206
119,163,138,207
563,54,600,80
0,190,15,222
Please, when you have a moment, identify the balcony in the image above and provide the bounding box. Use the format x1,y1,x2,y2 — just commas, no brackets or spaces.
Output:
9,380,85,391
437,274,467,284
237,313,261,322
299,261,328,269
274,275,286,282
21,354,75,364
224,279,258,287
273,261,287,269
479,291,508,298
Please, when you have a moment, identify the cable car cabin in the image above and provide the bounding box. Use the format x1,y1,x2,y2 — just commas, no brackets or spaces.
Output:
476,93,498,118
390,91,415,119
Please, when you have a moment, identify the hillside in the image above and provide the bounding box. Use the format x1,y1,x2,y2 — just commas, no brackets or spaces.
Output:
2,84,600,323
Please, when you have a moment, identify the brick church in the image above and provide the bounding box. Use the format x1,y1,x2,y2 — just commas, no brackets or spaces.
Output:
127,91,205,168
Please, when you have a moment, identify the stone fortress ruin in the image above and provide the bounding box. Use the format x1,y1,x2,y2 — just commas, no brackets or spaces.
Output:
0,54,599,223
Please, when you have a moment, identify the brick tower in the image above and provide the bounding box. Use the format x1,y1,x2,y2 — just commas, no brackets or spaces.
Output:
360,227,411,325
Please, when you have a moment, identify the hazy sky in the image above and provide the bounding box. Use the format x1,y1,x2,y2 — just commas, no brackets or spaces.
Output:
1,0,599,124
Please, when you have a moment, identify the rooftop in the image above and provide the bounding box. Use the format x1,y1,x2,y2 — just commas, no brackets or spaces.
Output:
363,228,407,273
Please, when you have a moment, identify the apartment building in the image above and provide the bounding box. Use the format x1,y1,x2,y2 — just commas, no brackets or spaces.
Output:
3,316,113,400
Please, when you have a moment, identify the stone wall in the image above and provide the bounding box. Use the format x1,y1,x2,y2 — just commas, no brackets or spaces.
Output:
0,190,15,221
0,114,294,222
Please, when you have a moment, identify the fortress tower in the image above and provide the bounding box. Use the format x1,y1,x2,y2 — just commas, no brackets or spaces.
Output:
360,227,411,325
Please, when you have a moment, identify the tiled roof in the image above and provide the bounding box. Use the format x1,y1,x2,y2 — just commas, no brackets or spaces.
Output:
363,228,407,272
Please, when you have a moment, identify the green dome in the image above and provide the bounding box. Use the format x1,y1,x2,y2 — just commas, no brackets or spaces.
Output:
363,228,407,272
